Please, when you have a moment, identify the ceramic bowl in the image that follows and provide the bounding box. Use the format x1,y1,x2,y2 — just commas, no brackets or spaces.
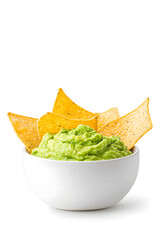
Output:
22,146,139,210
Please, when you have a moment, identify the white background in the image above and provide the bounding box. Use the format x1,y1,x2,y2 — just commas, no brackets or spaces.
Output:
0,0,160,239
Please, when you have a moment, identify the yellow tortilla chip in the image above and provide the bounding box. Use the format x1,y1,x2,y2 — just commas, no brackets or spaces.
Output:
96,108,120,131
53,88,95,119
98,98,152,150
38,112,97,138
8,112,40,153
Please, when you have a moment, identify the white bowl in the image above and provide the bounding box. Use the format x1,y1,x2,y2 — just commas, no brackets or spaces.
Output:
22,147,139,210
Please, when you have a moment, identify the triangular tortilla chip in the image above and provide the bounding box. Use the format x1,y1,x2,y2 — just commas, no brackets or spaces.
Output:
96,108,120,131
38,112,97,138
98,98,152,150
8,112,40,153
52,88,95,119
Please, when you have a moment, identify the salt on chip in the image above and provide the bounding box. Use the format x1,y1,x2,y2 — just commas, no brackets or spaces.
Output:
98,98,152,150
38,112,97,138
8,112,40,153
52,88,95,119
96,108,120,131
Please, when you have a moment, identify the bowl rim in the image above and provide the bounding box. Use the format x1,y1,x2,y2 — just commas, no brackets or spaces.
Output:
23,146,139,163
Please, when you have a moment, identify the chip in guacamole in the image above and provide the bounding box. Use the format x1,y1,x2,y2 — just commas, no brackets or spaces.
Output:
8,88,152,156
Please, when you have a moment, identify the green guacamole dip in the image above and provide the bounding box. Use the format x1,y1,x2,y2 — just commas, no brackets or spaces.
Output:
31,125,132,161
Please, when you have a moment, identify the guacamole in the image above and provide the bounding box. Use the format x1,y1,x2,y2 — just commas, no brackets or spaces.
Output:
31,125,132,161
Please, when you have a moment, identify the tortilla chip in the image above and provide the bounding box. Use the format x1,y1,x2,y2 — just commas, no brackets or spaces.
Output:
96,108,120,131
52,88,95,119
8,112,40,153
98,98,152,150
38,112,97,138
